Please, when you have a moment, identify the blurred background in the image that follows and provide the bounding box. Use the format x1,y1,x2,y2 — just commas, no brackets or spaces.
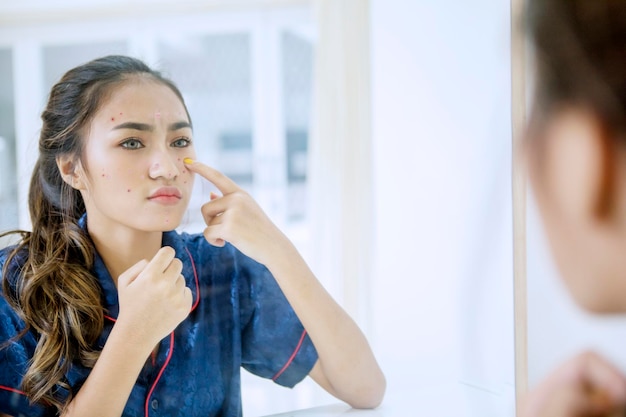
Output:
0,0,527,415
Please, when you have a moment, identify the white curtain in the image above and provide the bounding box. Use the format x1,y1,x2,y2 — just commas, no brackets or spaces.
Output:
308,0,373,331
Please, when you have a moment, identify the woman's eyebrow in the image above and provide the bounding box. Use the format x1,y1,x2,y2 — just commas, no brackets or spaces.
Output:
112,121,153,131
111,121,192,131
168,121,192,131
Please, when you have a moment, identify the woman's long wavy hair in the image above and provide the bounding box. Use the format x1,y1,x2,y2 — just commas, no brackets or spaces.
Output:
1,55,189,413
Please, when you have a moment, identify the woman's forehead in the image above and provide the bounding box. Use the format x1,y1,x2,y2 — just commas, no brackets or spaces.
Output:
100,79,185,113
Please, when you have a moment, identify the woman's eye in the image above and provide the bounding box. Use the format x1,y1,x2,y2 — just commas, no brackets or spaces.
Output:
121,138,144,149
172,138,191,148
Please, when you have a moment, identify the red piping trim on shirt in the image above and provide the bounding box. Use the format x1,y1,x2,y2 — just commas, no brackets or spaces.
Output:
272,329,307,381
144,332,175,417
140,247,197,416
0,384,27,396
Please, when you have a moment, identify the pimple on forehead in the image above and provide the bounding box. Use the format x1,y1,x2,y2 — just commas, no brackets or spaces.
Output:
155,111,161,118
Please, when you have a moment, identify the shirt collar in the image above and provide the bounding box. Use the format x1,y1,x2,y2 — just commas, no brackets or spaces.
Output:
78,214,199,318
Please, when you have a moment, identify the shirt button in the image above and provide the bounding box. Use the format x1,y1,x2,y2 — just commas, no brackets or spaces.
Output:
151,399,159,410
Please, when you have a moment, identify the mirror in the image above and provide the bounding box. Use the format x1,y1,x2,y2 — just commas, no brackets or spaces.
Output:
0,1,516,416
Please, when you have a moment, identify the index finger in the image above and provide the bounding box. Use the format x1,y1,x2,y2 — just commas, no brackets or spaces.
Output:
183,158,240,195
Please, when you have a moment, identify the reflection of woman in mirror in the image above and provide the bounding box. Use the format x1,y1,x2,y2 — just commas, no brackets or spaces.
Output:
522,0,626,416
0,55,385,417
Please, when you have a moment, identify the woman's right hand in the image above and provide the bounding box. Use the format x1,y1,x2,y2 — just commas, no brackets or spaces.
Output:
115,247,192,350
520,351,626,417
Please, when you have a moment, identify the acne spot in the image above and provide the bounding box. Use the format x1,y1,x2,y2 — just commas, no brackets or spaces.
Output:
155,112,161,118
111,117,115,122
182,170,186,174
127,189,131,193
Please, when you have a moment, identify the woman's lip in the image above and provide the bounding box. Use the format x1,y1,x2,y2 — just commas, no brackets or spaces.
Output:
148,187,182,199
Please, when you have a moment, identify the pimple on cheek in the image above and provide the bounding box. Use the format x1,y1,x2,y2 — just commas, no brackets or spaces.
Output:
100,169,110,179
155,112,161,118
127,189,132,193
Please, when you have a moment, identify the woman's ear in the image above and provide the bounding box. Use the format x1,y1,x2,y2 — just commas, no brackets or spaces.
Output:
56,155,86,190
531,108,622,228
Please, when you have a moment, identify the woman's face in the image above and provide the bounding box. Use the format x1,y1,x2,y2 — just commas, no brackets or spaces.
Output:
75,78,196,233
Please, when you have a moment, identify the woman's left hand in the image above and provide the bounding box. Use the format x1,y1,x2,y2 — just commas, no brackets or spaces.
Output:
520,351,626,417
184,159,287,265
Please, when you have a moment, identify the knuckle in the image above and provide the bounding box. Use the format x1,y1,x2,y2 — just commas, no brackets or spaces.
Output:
171,258,183,270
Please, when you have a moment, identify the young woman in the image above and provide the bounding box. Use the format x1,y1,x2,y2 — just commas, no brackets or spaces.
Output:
0,55,385,417
522,0,626,416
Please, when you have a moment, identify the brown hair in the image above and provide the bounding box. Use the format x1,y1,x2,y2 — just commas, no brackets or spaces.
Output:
526,0,626,134
1,55,190,412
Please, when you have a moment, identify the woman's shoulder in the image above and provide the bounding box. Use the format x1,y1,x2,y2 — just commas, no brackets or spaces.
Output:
0,244,26,275
0,246,28,337
0,244,28,299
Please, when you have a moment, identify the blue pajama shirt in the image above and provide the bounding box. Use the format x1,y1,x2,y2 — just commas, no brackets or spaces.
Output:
0,229,318,417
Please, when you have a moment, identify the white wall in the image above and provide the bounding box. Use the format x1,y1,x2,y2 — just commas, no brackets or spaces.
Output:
370,0,515,414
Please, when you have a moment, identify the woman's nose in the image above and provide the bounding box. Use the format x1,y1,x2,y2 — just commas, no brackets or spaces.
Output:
148,151,180,180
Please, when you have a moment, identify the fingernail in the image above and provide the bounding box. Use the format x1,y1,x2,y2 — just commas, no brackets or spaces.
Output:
183,158,194,164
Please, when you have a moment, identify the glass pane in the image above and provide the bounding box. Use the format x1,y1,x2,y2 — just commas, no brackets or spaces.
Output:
42,41,128,93
0,48,17,234
158,34,253,232
282,30,313,222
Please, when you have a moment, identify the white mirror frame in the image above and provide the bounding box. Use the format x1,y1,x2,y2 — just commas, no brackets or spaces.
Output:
511,0,528,413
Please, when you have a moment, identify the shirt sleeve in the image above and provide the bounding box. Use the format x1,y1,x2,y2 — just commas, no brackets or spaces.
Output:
0,249,56,417
237,251,318,388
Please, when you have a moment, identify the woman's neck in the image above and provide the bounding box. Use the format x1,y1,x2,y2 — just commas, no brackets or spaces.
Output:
87,221,163,286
